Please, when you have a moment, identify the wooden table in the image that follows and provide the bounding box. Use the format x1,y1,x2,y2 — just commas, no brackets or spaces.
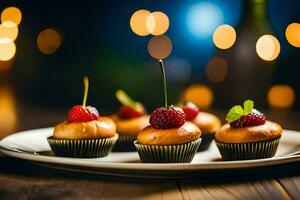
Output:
0,106,300,199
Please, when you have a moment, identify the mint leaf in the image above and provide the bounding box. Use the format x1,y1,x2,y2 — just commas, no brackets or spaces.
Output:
225,105,244,123
243,99,254,115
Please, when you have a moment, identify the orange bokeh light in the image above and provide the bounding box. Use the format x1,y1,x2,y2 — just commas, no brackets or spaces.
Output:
205,56,228,83
256,34,280,61
147,11,169,36
285,23,300,48
0,86,17,135
130,9,151,36
148,35,172,59
0,42,16,61
268,85,295,109
37,28,62,54
213,24,236,49
1,7,22,25
182,84,214,109
0,21,18,43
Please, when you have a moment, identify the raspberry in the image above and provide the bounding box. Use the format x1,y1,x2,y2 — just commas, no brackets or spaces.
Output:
180,102,199,120
230,110,266,128
68,105,99,123
149,106,186,129
118,105,143,119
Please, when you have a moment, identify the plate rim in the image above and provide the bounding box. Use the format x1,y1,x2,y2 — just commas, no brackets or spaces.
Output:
0,127,300,171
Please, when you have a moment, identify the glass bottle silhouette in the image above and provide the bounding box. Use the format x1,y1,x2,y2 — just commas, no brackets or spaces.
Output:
214,0,277,108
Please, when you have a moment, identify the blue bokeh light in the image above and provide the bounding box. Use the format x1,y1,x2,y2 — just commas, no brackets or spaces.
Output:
186,2,224,39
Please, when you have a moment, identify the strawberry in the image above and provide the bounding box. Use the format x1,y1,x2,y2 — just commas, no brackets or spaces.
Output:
67,77,100,123
230,109,266,128
116,89,145,119
149,106,186,129
118,105,143,119
67,105,99,123
180,102,199,120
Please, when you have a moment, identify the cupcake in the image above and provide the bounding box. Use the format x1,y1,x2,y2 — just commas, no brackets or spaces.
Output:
111,90,149,151
134,60,202,163
215,99,283,161
135,106,201,163
179,102,221,151
48,77,118,158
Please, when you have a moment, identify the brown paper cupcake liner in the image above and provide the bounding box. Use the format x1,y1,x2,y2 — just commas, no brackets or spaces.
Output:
197,133,215,152
134,138,202,163
215,137,281,161
112,135,137,152
47,134,118,158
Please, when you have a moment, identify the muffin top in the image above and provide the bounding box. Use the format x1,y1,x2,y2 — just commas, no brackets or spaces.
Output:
137,121,201,145
111,115,149,136
216,100,283,143
53,117,116,140
215,121,282,143
192,112,221,135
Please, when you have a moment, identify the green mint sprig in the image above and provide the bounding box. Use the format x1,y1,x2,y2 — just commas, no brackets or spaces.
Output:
225,100,254,123
116,89,143,110
116,90,136,108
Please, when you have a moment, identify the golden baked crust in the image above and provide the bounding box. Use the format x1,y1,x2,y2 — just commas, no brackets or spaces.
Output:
192,112,221,135
111,115,149,136
137,121,201,145
53,117,116,139
215,121,283,143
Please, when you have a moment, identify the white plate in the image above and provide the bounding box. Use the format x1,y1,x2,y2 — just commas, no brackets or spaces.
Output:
1,128,300,178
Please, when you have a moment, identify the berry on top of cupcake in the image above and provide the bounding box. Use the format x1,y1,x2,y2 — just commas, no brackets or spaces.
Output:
215,99,282,160
135,60,201,163
66,77,99,123
110,90,149,151
226,99,266,128
149,106,185,130
48,76,118,158
115,89,146,119
139,105,200,146
178,101,221,151
179,102,199,121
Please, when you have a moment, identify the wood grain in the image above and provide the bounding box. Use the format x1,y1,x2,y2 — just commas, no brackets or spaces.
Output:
0,157,298,199
0,171,163,200
278,177,300,200
161,181,183,200
179,179,290,200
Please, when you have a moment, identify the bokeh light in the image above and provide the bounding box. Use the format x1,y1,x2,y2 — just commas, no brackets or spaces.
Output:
213,24,236,49
0,21,18,43
130,9,151,36
148,35,172,59
1,7,22,25
268,85,295,109
186,2,223,38
0,42,16,61
285,23,300,48
205,56,228,83
0,86,17,135
182,84,214,109
256,34,280,61
37,28,62,54
147,11,169,36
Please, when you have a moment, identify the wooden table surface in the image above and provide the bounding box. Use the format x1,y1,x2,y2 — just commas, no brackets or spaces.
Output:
0,106,300,200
